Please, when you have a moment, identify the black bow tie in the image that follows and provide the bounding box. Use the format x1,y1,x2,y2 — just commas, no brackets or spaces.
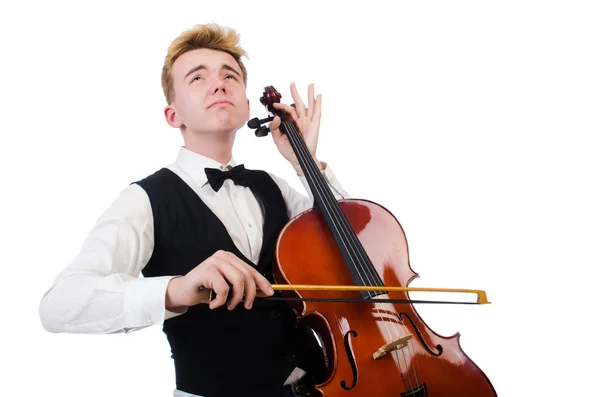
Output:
204,164,251,191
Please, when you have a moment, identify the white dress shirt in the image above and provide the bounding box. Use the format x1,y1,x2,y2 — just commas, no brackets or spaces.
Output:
39,146,349,396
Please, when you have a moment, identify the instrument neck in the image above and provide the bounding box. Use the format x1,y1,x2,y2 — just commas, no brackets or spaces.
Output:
280,118,385,295
280,119,339,214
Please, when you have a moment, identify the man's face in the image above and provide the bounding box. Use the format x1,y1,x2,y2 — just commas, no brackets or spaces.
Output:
165,48,249,136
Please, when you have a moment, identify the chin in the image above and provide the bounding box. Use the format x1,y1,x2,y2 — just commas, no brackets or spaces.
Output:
194,122,239,137
215,116,246,133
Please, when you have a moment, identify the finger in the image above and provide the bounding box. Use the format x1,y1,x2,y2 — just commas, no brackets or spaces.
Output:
225,253,274,307
213,260,246,310
247,268,274,298
307,83,315,120
272,104,300,136
222,251,273,297
225,255,257,309
290,82,306,117
272,103,299,121
256,288,274,298
205,270,230,310
268,116,284,144
268,115,281,131
314,93,322,128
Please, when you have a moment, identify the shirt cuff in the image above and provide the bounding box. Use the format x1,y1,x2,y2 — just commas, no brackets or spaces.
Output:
124,275,187,330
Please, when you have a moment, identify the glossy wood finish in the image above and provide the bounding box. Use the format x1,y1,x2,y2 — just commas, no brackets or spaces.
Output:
274,199,497,396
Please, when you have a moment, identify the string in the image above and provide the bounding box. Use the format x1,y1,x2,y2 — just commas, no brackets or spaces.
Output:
281,117,423,391
282,118,418,388
282,119,372,286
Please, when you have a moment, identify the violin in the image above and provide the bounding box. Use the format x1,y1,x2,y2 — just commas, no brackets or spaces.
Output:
244,86,498,396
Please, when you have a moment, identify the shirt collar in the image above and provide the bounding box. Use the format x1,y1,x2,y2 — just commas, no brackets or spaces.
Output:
174,146,238,187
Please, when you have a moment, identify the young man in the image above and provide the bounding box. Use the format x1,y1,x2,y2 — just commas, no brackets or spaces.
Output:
39,23,348,397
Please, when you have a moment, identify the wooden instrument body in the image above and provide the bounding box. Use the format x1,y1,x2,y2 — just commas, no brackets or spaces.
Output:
274,199,497,396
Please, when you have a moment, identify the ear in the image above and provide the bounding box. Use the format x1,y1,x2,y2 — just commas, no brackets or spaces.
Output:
164,104,183,128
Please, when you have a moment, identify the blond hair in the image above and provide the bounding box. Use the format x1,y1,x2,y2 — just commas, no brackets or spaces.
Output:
161,23,248,104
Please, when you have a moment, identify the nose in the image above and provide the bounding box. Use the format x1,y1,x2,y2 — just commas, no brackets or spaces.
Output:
212,78,227,94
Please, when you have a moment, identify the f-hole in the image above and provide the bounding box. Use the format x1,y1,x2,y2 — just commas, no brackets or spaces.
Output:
340,330,359,390
399,313,443,356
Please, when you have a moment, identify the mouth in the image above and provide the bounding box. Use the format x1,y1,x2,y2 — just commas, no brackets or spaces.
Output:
208,100,234,109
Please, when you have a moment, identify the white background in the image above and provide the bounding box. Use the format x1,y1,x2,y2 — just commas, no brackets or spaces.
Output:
1,1,598,396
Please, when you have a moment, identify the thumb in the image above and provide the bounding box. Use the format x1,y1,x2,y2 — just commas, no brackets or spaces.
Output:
268,116,283,140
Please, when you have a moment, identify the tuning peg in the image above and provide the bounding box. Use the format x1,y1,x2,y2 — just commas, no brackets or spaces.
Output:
247,116,274,129
247,116,274,138
255,126,270,137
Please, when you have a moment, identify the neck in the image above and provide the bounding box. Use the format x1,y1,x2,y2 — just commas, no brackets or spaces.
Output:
182,129,235,165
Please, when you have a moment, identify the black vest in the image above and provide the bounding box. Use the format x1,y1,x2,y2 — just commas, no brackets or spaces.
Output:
134,167,301,397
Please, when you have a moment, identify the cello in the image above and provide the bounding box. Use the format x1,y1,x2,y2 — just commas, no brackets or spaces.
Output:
246,86,498,396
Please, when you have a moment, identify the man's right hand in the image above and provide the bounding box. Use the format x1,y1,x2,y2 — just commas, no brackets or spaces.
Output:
165,250,274,311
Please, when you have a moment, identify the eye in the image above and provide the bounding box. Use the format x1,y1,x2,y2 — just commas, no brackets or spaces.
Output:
191,76,202,82
225,74,235,80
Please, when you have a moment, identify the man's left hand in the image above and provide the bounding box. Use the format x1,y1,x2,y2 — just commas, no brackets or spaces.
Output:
268,82,323,175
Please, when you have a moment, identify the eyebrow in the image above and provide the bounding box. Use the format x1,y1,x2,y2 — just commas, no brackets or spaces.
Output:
184,64,242,80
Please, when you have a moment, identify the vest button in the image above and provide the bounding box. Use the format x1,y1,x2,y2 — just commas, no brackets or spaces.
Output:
270,309,281,319
285,350,296,362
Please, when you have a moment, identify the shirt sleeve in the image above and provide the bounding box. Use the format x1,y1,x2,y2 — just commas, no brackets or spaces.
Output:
38,183,186,335
269,161,350,219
